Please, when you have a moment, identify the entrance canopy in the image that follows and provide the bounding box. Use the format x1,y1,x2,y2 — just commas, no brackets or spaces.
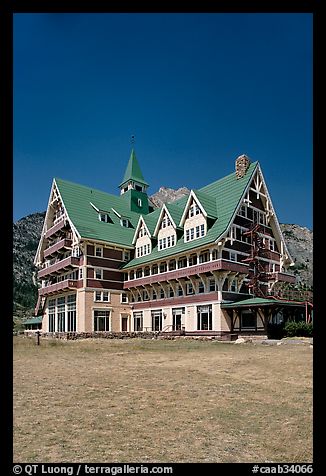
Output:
221,297,311,310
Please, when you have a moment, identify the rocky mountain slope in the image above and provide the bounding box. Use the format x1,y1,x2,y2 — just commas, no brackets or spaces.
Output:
13,189,312,314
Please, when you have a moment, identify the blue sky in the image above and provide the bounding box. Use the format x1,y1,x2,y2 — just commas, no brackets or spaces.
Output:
13,13,312,229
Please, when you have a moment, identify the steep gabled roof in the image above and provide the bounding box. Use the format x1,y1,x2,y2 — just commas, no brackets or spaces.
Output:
122,161,258,269
55,178,141,247
119,149,149,188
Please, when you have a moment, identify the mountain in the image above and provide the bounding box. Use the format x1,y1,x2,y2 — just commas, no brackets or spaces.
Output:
13,189,312,315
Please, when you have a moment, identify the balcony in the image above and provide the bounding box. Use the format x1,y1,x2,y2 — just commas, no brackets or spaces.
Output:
44,238,72,258
38,256,81,278
267,271,296,284
44,219,67,239
124,259,249,289
38,279,78,296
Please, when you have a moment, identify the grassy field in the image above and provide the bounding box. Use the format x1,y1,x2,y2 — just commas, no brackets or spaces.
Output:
13,336,313,463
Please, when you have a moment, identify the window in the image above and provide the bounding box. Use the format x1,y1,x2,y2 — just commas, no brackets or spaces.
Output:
198,282,204,294
209,279,216,292
144,267,150,276
151,310,162,331
160,263,167,273
136,269,142,278
160,288,165,299
48,299,55,332
186,282,194,295
121,218,129,228
169,287,174,298
189,202,201,218
178,257,187,268
121,292,128,303
230,252,237,262
57,296,65,332
169,260,176,271
162,215,171,228
99,213,109,223
197,305,212,331
95,291,102,301
67,294,76,332
143,290,149,301
199,251,209,263
185,230,190,242
123,251,130,261
185,225,205,242
79,268,83,280
270,240,275,251
139,226,147,237
241,311,256,329
94,310,110,331
178,286,183,296
138,199,142,207
152,289,157,300
152,265,158,275
95,246,103,257
94,291,110,302
133,312,143,331
72,246,81,257
95,268,103,280
135,185,143,192
230,280,237,292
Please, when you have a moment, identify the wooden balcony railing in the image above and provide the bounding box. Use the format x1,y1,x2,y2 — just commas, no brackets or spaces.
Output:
38,279,78,296
38,256,81,278
44,219,67,239
124,259,249,289
44,238,72,258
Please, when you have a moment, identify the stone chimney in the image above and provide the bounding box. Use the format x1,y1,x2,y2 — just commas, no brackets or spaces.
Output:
235,154,251,179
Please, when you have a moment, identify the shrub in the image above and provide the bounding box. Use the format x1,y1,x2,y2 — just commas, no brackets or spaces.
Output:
284,321,313,338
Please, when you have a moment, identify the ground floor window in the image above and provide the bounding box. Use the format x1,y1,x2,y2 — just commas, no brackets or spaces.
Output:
94,310,110,332
57,297,65,332
172,308,184,330
67,294,76,332
197,305,212,331
133,311,143,331
240,310,256,330
48,299,55,332
151,310,162,331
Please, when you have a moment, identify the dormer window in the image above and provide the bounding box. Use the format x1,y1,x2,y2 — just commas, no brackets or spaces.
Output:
139,225,147,238
162,216,172,228
120,218,129,228
189,203,201,218
99,213,109,223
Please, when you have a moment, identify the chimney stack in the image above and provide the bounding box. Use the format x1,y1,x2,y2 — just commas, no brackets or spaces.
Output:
235,154,251,179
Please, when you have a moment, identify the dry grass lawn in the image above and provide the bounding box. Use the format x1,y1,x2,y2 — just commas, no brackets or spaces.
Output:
13,336,313,463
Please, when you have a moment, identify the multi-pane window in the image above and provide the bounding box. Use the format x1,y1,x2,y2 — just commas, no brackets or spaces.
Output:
99,213,109,223
123,251,130,261
229,252,237,262
184,225,205,242
79,268,83,280
48,299,55,332
230,280,237,292
120,218,129,228
94,310,110,331
158,235,175,250
189,202,201,218
121,293,128,303
178,286,183,296
94,291,110,302
133,312,143,331
67,294,76,332
197,305,212,331
151,310,162,331
186,282,194,295
160,288,165,299
209,279,216,292
198,282,205,293
162,215,171,228
169,287,174,298
136,244,151,257
152,289,157,300
95,246,103,257
57,297,65,332
95,268,103,280
139,225,147,237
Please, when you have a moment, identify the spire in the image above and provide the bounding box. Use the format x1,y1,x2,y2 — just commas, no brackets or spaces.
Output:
119,149,149,189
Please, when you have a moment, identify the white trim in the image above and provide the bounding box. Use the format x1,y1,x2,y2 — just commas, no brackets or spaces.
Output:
153,205,177,237
179,190,207,227
132,215,151,245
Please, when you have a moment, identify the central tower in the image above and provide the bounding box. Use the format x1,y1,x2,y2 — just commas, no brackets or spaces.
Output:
119,149,150,214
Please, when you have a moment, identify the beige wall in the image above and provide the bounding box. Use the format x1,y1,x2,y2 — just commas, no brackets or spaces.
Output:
157,224,177,241
83,290,132,332
184,213,207,235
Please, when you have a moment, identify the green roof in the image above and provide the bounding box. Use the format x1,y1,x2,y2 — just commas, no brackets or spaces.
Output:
55,178,142,247
122,161,258,269
192,189,217,220
23,316,43,325
165,202,186,228
221,297,307,308
119,149,149,187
